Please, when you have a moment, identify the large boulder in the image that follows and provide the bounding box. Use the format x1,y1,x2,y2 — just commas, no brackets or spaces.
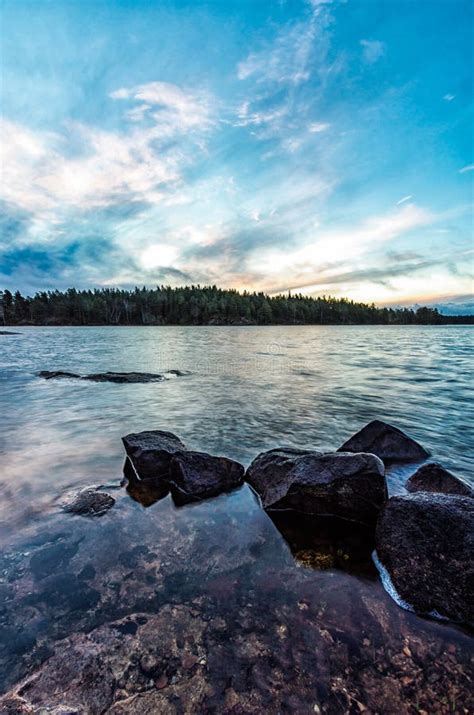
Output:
122,430,187,480
406,462,473,497
339,420,429,463
169,451,245,505
246,449,387,524
375,493,474,624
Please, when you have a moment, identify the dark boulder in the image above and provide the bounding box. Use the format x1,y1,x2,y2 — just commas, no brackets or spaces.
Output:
246,449,386,524
123,458,169,507
169,451,245,505
339,420,429,463
0,330,21,335
38,370,81,379
122,430,187,480
406,462,473,497
375,493,474,624
62,488,115,516
83,371,164,383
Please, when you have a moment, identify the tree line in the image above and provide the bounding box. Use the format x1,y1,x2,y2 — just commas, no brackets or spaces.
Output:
1,286,472,326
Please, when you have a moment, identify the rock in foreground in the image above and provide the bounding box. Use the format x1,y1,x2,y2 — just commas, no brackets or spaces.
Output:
246,449,387,524
62,488,115,516
375,493,474,624
339,420,429,463
169,451,245,505
122,430,187,480
406,462,473,497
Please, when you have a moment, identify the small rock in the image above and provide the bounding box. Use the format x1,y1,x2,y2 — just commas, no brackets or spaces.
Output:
406,462,473,498
122,430,187,480
62,488,115,516
169,451,245,505
338,420,429,463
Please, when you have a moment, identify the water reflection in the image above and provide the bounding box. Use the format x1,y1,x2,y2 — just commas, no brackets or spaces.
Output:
268,511,377,577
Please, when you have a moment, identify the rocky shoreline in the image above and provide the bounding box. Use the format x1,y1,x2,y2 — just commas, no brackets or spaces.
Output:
1,419,472,713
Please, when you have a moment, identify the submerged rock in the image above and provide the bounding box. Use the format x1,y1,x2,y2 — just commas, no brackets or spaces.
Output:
246,449,387,524
38,370,81,379
62,488,115,516
169,451,245,505
0,330,21,335
339,420,429,463
375,493,474,624
38,370,187,383
406,462,473,497
83,371,164,383
122,430,187,480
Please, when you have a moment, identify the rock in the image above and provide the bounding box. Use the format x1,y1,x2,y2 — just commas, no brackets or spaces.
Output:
406,462,473,497
375,493,474,624
0,330,21,335
339,420,429,463
123,458,170,507
82,371,164,383
38,370,81,379
38,370,186,383
169,451,245,505
246,449,386,524
62,488,115,516
122,430,187,480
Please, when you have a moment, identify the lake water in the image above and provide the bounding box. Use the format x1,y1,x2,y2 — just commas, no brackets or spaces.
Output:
0,326,473,712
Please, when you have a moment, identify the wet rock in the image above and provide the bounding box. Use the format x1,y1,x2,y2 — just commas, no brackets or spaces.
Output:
124,458,169,507
375,493,474,624
246,449,386,524
406,462,473,497
0,330,21,335
169,451,245,505
37,370,81,379
339,420,429,463
122,430,187,480
82,371,164,383
30,541,79,580
62,488,115,516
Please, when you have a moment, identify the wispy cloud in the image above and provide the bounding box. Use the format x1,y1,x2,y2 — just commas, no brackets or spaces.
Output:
459,164,474,173
397,195,413,205
443,94,456,102
360,39,386,64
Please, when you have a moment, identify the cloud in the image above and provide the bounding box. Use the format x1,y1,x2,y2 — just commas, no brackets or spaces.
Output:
443,94,456,102
459,164,474,173
360,39,386,64
396,195,413,205
308,122,330,133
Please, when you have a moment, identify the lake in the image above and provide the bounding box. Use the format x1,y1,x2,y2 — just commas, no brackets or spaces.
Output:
0,326,473,712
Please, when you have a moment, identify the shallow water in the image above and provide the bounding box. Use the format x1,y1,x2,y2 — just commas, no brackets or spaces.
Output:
0,326,473,712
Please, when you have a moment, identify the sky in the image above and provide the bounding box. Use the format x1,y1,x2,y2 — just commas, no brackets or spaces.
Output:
0,0,473,312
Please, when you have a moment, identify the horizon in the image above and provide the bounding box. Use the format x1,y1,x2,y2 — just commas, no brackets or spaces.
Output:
1,0,473,314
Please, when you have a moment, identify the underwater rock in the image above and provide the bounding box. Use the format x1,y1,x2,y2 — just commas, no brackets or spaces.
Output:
122,429,187,480
37,370,81,379
38,370,187,383
82,371,165,383
246,450,386,524
169,451,245,505
338,420,429,463
375,493,474,624
406,462,473,497
62,488,115,516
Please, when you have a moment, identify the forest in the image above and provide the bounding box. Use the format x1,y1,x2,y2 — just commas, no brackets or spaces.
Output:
1,286,472,326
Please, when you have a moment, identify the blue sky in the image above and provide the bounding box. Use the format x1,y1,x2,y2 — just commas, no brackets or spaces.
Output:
1,0,473,311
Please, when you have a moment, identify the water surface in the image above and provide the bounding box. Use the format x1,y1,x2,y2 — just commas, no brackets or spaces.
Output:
0,326,473,712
